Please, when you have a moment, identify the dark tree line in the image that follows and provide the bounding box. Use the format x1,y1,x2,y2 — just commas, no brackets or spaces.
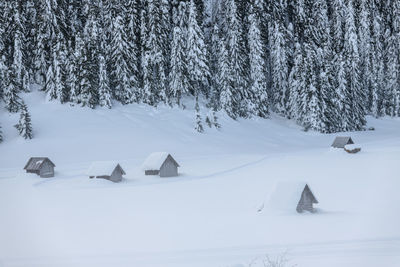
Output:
1,0,400,141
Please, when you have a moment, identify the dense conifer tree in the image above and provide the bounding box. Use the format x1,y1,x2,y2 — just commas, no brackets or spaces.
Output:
270,21,288,116
248,0,269,118
187,0,210,96
169,13,189,105
98,36,112,109
0,123,3,143
225,0,250,118
14,102,33,139
4,70,21,113
194,95,204,133
343,0,366,130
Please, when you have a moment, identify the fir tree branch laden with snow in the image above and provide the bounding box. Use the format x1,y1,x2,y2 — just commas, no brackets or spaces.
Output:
14,103,33,140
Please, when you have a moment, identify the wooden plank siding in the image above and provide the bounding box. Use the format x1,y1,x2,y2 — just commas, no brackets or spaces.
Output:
39,160,55,178
160,157,178,177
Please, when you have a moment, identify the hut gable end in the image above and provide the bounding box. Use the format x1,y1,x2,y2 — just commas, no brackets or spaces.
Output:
268,182,318,214
87,161,126,183
24,157,55,178
24,157,55,171
142,152,180,177
331,137,354,148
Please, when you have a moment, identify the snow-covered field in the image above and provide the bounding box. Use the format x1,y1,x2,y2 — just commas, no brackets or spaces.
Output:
0,91,399,267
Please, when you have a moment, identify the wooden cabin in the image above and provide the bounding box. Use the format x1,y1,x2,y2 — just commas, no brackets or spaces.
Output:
268,182,318,213
296,184,318,213
331,136,354,148
142,152,180,177
87,161,126,183
24,157,55,178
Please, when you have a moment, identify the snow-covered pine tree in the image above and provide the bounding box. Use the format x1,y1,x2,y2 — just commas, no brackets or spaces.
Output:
65,46,78,104
194,95,204,133
124,0,140,100
4,70,22,113
15,102,33,140
384,29,399,117
187,0,210,96
311,0,338,133
370,2,384,117
392,0,400,117
0,55,6,100
248,0,269,118
58,37,69,103
270,20,288,116
34,0,59,85
287,41,304,122
169,1,189,106
0,123,3,143
73,33,91,107
98,35,112,109
335,53,349,130
211,108,221,129
46,34,64,103
44,59,55,100
205,108,221,129
208,23,221,108
217,31,236,119
0,2,6,69
291,0,306,42
193,0,205,26
343,0,366,130
141,0,170,105
358,0,372,111
331,0,345,55
299,42,324,132
22,0,37,85
225,0,249,118
64,0,79,44
169,27,189,106
109,8,135,104
11,5,29,93
78,4,101,109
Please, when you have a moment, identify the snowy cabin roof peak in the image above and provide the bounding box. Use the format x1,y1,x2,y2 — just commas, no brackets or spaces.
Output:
267,181,318,213
142,152,179,171
331,136,354,148
24,157,55,171
86,161,126,177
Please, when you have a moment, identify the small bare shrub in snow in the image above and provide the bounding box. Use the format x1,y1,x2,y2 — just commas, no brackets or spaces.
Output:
262,254,294,267
245,253,295,267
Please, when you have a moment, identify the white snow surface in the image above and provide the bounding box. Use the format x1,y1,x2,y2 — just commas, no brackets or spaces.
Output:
86,161,124,176
0,89,400,267
142,152,171,171
265,181,311,213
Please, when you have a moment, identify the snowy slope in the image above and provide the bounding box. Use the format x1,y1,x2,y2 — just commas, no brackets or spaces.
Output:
0,90,399,267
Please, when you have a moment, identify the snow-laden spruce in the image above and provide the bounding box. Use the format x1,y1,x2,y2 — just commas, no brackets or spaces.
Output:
14,102,33,140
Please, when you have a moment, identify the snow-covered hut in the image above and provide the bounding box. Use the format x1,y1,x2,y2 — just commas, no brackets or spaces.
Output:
268,182,318,213
87,161,126,183
331,136,354,148
142,152,180,177
24,157,55,178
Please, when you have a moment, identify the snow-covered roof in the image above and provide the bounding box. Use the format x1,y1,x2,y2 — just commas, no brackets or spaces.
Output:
24,157,55,170
331,136,354,148
141,152,179,171
344,144,361,150
267,181,312,212
86,161,125,176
